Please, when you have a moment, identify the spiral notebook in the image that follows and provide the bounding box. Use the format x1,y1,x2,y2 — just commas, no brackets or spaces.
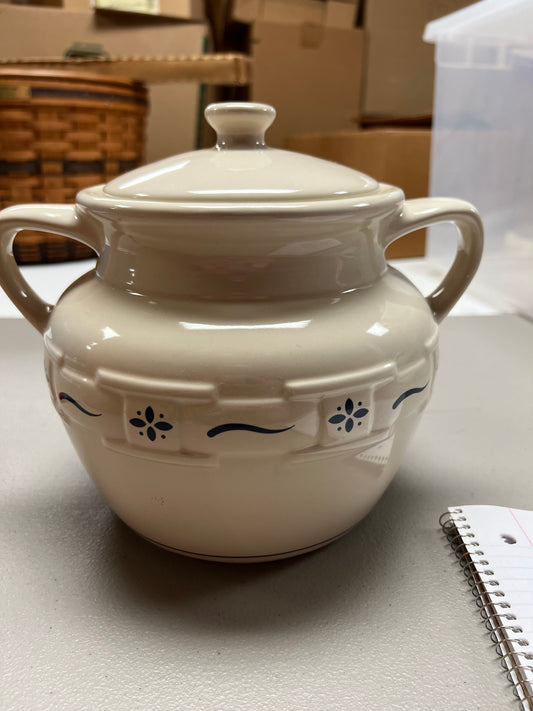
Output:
441,506,533,710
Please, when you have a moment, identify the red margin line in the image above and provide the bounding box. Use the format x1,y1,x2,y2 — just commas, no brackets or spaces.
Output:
509,507,533,548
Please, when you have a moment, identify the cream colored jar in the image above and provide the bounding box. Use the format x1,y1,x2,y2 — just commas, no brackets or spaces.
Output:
0,103,483,561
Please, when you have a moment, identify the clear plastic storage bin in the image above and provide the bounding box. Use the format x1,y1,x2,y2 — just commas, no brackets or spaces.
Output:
424,0,533,316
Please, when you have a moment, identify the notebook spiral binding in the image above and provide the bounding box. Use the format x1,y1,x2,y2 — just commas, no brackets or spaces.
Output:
440,508,533,711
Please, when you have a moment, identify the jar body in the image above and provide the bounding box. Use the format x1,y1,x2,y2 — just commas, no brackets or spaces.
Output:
45,264,437,561
0,101,483,562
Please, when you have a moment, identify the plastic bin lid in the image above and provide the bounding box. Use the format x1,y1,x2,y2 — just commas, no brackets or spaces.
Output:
424,0,533,44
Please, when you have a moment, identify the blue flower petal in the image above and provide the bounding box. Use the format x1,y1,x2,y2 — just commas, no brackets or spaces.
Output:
155,421,173,431
345,418,354,433
147,426,156,441
129,418,146,428
354,408,369,418
345,398,354,415
145,406,154,423
328,414,346,424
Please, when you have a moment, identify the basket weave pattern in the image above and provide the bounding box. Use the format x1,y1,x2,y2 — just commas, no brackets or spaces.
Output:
0,69,147,263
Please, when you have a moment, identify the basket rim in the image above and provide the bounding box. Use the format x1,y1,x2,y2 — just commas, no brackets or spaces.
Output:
0,67,146,91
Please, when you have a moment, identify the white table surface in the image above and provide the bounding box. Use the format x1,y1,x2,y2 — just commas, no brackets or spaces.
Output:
2,312,532,711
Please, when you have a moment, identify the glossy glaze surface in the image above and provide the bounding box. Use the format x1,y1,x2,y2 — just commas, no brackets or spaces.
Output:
44,260,437,560
0,102,483,561
103,103,379,203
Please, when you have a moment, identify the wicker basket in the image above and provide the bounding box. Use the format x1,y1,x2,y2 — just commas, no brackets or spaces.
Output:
0,68,148,263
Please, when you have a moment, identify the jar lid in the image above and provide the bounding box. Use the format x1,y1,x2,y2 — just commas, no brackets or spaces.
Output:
102,102,380,205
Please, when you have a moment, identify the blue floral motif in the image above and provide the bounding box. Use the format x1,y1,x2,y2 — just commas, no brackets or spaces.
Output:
129,406,173,442
328,398,369,433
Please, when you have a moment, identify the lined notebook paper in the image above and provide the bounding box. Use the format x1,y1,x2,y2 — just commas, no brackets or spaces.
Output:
441,506,533,710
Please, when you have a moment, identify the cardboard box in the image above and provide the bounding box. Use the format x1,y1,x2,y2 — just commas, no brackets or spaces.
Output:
1,0,205,20
286,128,431,258
94,0,204,21
362,0,476,118
233,0,359,30
251,22,364,148
3,0,92,8
4,0,355,25
0,0,91,10
0,4,208,161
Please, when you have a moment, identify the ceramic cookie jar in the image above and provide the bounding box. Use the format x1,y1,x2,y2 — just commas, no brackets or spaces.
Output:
0,103,483,562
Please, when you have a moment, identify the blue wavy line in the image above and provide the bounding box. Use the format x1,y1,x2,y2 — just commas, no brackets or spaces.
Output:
58,392,102,417
392,384,428,410
207,423,295,438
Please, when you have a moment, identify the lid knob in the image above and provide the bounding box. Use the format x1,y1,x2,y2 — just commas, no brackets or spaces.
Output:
205,102,276,149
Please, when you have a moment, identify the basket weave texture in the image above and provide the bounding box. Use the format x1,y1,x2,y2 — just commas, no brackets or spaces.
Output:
0,69,147,263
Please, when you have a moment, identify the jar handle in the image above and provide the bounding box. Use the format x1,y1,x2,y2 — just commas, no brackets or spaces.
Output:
383,198,483,323
0,204,102,334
